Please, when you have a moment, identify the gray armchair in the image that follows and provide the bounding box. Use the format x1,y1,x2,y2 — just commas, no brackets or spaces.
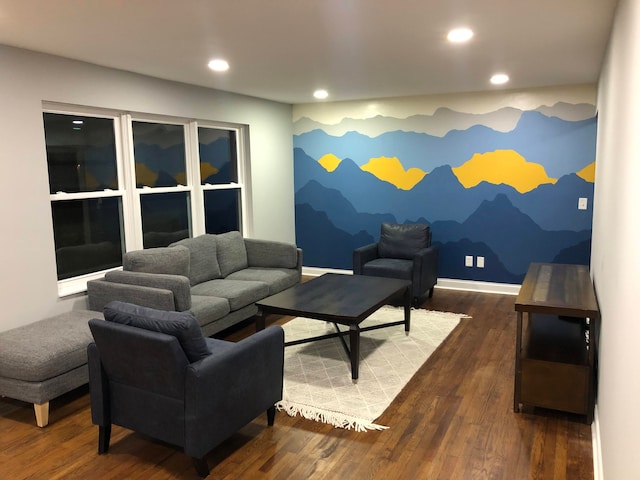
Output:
87,301,284,477
353,223,439,305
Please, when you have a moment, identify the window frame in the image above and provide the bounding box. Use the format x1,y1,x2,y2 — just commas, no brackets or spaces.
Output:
42,102,250,297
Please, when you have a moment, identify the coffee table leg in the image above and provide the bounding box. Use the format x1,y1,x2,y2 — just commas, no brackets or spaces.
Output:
404,287,411,332
350,325,360,383
256,308,266,332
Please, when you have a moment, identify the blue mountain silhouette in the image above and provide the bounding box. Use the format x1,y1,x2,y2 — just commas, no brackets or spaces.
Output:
296,180,396,238
435,238,522,283
458,194,591,274
294,111,596,178
295,203,374,269
507,174,593,231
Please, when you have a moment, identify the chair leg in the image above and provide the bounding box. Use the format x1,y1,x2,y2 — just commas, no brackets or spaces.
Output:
267,405,276,426
98,424,111,454
192,457,210,478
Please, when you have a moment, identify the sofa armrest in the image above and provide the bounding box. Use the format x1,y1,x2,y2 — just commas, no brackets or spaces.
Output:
244,238,301,271
104,271,192,311
87,279,177,312
183,325,284,458
353,243,379,274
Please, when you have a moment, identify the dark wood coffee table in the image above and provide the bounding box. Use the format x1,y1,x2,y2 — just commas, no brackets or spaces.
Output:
255,273,411,382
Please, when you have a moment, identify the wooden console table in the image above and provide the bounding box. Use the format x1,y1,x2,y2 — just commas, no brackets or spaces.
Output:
514,263,599,423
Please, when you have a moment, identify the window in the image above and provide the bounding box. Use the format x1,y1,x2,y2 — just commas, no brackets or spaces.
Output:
44,112,125,283
43,104,247,295
199,127,243,234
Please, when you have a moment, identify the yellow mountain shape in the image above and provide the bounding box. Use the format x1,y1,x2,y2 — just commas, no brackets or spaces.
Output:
452,150,556,194
361,157,427,190
135,163,159,187
318,153,342,172
577,162,595,183
200,162,219,181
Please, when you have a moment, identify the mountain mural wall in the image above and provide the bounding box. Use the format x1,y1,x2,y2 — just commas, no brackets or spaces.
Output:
293,98,597,284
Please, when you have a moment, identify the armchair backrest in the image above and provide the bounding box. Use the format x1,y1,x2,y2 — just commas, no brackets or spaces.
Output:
88,318,190,446
378,223,431,259
89,319,189,399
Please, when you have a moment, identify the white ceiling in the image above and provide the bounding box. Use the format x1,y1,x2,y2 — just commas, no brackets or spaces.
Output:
0,0,618,104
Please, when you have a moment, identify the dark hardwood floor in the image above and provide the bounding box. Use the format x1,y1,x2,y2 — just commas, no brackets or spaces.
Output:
0,288,593,479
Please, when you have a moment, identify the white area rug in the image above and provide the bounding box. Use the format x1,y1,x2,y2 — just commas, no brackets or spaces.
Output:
276,305,466,431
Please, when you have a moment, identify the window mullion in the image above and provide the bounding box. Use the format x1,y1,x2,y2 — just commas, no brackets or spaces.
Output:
187,121,206,237
119,113,143,251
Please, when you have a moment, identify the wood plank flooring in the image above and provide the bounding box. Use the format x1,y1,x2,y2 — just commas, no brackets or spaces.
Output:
0,288,593,479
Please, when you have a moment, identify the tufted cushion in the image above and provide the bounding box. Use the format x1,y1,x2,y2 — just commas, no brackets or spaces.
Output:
216,231,248,277
104,301,210,363
378,223,430,260
170,235,222,285
123,246,190,277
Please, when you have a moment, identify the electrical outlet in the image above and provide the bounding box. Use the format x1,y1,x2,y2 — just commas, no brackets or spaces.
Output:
578,197,588,210
477,256,485,268
465,255,473,267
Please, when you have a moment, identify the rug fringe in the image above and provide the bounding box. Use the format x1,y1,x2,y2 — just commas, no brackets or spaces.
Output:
276,400,389,432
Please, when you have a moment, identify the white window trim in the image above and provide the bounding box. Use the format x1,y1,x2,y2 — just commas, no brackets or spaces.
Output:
43,103,251,297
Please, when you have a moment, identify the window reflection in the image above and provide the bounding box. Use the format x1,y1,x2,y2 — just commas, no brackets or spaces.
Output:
133,122,186,188
204,189,241,234
51,198,123,280
140,192,191,247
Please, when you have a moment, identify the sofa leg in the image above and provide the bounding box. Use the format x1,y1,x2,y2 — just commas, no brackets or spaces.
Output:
267,405,276,426
428,287,434,298
34,402,49,427
98,425,111,454
192,457,210,477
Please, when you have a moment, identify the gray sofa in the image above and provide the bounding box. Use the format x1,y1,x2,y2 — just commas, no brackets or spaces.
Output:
87,231,302,336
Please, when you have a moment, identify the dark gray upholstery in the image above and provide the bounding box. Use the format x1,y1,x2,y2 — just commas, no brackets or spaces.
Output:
86,232,302,337
88,303,284,478
353,223,439,305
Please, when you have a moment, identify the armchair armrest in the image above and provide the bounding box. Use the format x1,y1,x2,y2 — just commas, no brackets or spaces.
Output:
105,271,192,311
244,238,302,272
184,325,284,458
412,245,439,293
353,243,379,274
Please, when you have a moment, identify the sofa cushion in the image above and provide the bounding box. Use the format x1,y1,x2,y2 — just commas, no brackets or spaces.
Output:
170,235,222,285
104,301,210,363
226,267,300,295
123,246,190,277
378,223,430,260
362,258,414,280
216,231,248,277
189,295,231,327
191,279,269,311
0,310,99,382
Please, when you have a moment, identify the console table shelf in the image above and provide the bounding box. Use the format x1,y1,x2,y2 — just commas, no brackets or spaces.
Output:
514,263,599,423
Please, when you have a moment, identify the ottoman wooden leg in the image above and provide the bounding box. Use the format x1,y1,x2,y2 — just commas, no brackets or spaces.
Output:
34,402,49,427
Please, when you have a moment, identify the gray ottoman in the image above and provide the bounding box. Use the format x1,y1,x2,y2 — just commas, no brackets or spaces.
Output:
0,310,102,427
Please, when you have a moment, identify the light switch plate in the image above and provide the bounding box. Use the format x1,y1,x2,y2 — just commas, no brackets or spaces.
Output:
578,197,588,210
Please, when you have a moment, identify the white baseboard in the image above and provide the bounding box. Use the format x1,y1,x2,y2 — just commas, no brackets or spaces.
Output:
301,267,521,296
592,405,603,480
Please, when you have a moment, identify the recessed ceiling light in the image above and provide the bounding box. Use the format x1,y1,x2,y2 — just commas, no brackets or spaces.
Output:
490,73,510,85
207,59,229,72
447,28,474,43
314,89,329,100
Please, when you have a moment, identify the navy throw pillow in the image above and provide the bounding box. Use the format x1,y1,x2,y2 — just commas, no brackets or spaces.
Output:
104,301,211,363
